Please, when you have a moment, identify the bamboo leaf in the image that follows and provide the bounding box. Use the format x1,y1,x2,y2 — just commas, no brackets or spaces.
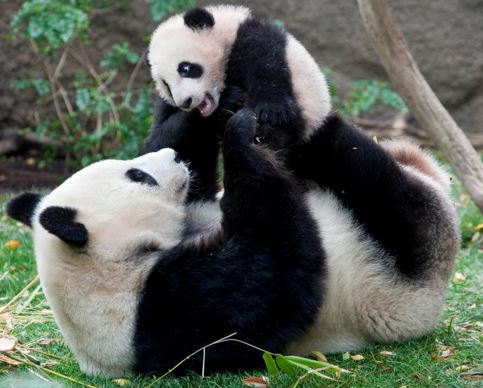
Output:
262,352,278,377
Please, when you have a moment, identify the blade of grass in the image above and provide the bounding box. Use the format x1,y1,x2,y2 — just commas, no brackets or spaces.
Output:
0,275,40,314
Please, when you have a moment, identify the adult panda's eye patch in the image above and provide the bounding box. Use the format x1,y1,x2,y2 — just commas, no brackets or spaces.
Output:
126,168,158,187
177,62,203,78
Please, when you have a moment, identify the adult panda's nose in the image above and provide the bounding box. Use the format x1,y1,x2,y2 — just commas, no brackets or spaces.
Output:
180,97,192,110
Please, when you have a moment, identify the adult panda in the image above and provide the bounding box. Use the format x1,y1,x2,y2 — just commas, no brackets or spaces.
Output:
141,89,460,356
6,110,459,376
6,110,326,376
145,5,331,149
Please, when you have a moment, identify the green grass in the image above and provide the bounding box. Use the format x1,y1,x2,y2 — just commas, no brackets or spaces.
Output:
0,180,482,387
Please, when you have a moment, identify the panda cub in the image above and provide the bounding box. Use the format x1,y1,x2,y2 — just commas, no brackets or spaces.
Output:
146,4,331,147
6,111,325,376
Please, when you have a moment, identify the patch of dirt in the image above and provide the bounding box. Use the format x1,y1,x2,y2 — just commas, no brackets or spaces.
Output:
0,158,74,193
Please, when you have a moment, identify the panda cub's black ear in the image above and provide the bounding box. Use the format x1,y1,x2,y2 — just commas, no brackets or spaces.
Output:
184,8,215,30
5,192,43,227
39,206,88,247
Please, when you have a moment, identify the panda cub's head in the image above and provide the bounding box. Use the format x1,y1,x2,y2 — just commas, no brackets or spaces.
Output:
7,148,189,264
147,6,250,117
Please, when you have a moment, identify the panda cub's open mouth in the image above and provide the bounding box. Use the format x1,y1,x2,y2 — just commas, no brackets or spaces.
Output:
197,93,216,117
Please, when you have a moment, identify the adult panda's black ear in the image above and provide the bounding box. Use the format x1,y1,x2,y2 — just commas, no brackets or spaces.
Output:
39,206,88,247
143,48,151,70
5,192,43,227
183,8,215,30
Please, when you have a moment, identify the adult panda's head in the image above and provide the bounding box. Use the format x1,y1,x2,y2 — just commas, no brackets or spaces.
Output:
147,6,250,117
6,148,189,262
5,148,189,376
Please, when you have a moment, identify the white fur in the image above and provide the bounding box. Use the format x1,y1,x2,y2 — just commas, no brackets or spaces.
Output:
184,200,222,246
29,144,458,374
287,189,455,354
285,35,331,137
148,5,331,135
32,149,189,376
149,5,250,110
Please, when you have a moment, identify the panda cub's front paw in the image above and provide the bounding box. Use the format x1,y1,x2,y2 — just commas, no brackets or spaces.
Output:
217,85,246,115
225,109,257,145
254,98,298,127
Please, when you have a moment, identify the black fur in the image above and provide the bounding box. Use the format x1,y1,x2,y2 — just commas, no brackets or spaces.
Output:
141,96,220,202
183,8,215,30
134,110,325,375
226,17,305,149
143,48,150,69
141,85,246,202
39,207,88,247
5,192,42,227
289,114,449,277
126,168,158,187
178,62,203,78
148,13,306,153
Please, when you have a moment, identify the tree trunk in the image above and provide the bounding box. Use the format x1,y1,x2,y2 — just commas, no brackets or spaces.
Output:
357,0,483,213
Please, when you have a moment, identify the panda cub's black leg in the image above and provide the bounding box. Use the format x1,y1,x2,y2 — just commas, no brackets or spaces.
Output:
141,95,221,202
227,18,305,147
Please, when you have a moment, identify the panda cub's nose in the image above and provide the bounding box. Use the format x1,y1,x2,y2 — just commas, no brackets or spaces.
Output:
180,97,192,110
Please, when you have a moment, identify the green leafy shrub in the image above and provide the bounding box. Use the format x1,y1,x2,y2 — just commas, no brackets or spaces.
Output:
11,2,407,168
150,0,195,21
339,79,408,117
10,0,194,167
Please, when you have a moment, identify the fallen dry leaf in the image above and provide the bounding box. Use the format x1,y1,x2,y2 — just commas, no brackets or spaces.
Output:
311,350,328,362
379,351,395,357
350,354,365,361
40,361,58,368
4,240,20,249
431,345,455,361
37,338,60,346
0,353,21,366
0,337,17,352
242,376,269,387
26,158,36,166
455,365,471,371
440,347,454,358
112,379,131,386
471,232,481,242
462,373,483,381
454,272,465,282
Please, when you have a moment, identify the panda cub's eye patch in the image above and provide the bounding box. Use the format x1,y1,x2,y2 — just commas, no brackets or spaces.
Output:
162,79,173,100
126,168,158,187
177,62,203,78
